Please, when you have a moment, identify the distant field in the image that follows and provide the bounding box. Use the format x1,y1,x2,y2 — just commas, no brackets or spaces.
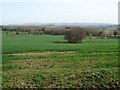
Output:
2,31,119,88
2,31,118,54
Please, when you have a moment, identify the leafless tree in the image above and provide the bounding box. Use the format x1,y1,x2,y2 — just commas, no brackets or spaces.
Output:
64,27,85,43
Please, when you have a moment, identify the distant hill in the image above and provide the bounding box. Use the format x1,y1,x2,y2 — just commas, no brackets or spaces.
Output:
22,23,115,27
20,23,118,30
3,23,118,30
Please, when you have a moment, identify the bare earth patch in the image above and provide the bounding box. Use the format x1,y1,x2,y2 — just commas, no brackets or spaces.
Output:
5,51,65,56
3,51,118,88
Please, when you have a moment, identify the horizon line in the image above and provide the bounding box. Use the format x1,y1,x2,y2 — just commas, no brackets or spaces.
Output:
1,22,118,26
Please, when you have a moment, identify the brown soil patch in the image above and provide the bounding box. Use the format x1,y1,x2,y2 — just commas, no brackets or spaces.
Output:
5,51,65,56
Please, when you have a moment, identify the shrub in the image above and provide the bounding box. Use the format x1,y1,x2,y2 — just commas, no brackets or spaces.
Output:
44,26,66,35
113,30,117,37
85,28,99,37
64,27,85,43
98,30,105,39
16,32,19,35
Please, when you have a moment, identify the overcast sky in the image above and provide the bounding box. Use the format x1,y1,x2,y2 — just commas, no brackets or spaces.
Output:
0,0,119,25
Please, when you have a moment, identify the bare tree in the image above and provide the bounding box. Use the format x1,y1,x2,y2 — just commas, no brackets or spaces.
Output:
64,27,85,43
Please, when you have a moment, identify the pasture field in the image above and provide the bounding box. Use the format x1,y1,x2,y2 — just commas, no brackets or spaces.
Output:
2,31,119,88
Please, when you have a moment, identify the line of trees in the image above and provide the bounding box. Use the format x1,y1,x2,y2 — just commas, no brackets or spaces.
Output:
2,25,119,43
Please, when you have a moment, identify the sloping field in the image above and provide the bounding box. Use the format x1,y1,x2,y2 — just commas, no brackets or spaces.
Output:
2,31,119,88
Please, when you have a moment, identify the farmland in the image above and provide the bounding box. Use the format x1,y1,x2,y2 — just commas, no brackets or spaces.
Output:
2,31,119,88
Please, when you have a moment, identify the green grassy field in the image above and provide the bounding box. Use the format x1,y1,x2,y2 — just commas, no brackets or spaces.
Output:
2,31,119,88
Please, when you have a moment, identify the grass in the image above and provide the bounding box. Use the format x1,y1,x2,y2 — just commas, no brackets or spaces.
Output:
2,31,118,54
2,31,119,88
